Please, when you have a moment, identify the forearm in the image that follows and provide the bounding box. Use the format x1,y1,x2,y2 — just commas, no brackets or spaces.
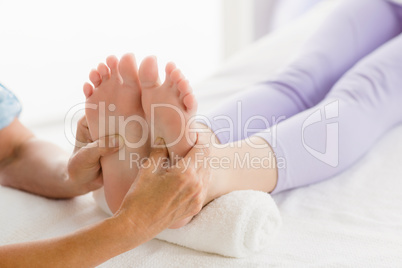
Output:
0,137,87,198
0,215,144,268
0,119,87,198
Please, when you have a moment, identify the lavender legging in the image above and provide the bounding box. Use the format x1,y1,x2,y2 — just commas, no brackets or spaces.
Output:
205,0,402,193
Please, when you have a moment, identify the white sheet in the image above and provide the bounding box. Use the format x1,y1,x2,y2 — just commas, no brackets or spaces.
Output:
1,1,402,266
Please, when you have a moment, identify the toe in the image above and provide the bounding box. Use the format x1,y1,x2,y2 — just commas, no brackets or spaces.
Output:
183,93,197,112
165,62,176,76
177,79,192,95
170,68,184,85
83,82,94,98
119,53,140,85
97,63,110,80
106,55,121,79
139,55,160,88
89,69,102,87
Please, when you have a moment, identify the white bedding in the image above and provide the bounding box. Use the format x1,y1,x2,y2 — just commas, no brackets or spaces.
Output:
1,1,402,266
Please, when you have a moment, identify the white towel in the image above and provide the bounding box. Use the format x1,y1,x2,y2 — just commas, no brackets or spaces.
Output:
93,188,282,258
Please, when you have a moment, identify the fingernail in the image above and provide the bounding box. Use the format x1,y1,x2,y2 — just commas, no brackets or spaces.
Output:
110,135,122,148
117,136,125,148
155,137,164,145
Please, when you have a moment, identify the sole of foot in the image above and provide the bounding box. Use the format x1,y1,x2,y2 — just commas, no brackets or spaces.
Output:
84,54,150,213
140,56,198,164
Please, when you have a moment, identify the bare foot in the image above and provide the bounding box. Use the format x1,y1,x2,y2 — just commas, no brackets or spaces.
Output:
139,56,198,228
84,54,149,213
140,56,197,163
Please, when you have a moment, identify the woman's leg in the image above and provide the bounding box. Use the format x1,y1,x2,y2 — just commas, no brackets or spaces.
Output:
205,0,402,144
200,0,402,200
254,31,402,193
204,30,402,200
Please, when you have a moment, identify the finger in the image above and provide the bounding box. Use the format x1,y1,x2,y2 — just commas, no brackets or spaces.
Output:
176,190,203,222
76,135,123,167
182,133,210,169
95,135,125,156
198,168,211,207
187,193,204,217
148,137,169,161
75,116,92,147
181,132,211,208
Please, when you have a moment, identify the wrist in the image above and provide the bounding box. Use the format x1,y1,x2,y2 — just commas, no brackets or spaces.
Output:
112,208,150,247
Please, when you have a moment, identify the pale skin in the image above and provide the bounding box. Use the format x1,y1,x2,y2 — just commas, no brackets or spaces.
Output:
0,116,210,267
84,54,198,214
84,54,278,229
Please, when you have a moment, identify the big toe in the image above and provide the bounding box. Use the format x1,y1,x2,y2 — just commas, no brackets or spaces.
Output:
118,53,140,85
139,55,160,89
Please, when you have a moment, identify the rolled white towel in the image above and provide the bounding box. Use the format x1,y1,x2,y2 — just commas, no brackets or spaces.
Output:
93,188,282,258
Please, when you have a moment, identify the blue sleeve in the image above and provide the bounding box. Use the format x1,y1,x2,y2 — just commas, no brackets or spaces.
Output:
0,83,22,130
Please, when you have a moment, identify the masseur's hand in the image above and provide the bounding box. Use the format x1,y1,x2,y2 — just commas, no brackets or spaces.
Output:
0,134,210,268
115,136,211,240
67,116,124,193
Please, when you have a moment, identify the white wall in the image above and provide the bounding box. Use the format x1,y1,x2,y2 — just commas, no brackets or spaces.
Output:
0,0,223,129
270,0,324,31
0,0,323,149
221,0,324,58
222,0,276,58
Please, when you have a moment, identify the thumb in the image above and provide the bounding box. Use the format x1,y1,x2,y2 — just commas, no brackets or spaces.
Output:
97,135,125,156
79,135,124,165
183,133,210,167
148,137,169,166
